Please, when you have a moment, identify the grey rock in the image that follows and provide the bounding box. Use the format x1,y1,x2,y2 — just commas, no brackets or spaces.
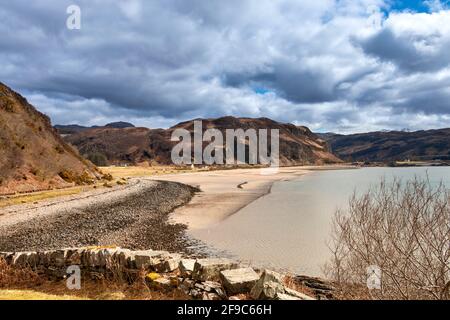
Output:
250,270,285,300
156,255,180,273
13,252,36,267
179,259,196,276
113,248,133,268
152,277,173,291
192,258,239,281
220,267,259,295
134,250,169,269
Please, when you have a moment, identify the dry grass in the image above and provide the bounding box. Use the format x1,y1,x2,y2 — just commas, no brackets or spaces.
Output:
100,165,205,178
0,258,190,300
0,258,44,289
0,186,89,208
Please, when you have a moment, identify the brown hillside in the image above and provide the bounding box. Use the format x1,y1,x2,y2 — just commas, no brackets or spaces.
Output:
65,116,341,166
0,82,100,194
321,130,450,162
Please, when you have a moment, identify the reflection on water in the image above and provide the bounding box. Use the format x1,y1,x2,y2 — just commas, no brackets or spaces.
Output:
190,167,450,276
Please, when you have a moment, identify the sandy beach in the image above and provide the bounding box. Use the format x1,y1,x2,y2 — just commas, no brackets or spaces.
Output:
151,166,350,230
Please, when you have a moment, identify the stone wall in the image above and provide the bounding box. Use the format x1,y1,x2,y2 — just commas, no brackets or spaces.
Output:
0,247,320,300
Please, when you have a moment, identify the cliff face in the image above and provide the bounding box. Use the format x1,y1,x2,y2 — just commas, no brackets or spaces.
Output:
321,130,450,162
65,116,341,166
0,82,99,194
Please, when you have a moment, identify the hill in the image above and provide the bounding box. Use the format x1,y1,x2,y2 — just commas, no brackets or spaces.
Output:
55,122,134,135
65,117,341,166
321,129,450,162
0,82,100,194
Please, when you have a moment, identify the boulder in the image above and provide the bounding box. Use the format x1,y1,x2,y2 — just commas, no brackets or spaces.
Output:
113,248,134,268
12,252,38,267
152,277,173,292
192,258,239,281
156,253,181,273
134,250,169,270
220,268,259,295
250,270,285,300
179,259,196,277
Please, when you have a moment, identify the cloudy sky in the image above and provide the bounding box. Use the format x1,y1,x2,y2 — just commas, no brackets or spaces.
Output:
1,0,450,133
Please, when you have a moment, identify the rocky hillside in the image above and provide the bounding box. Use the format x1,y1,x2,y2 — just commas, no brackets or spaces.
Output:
321,129,450,162
64,117,341,166
0,82,100,194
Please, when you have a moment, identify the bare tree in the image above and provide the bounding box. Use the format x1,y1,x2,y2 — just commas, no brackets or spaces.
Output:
325,177,450,300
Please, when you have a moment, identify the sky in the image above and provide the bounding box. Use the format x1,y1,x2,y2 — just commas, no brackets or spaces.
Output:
1,0,450,133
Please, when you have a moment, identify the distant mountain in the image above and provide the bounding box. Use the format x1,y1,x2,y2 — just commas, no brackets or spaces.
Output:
0,82,100,194
55,122,134,135
321,129,450,162
105,121,135,129
64,116,341,166
54,124,92,135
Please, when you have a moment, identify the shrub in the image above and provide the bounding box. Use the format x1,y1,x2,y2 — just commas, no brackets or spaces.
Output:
59,170,94,185
86,152,109,167
0,258,44,289
325,177,450,300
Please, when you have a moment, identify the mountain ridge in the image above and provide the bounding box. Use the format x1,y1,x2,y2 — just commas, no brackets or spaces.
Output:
64,116,341,166
319,129,450,162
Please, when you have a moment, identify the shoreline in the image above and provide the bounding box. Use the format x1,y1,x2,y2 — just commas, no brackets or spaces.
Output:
151,165,356,230
0,165,356,254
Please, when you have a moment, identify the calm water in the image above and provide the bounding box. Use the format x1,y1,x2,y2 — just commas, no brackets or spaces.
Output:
191,167,450,276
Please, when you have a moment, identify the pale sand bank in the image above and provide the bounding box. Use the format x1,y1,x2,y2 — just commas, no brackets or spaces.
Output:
151,165,354,230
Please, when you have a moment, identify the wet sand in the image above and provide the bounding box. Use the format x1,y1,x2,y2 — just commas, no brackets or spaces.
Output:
150,166,349,230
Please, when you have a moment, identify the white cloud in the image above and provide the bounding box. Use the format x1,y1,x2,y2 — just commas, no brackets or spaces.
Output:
0,0,449,133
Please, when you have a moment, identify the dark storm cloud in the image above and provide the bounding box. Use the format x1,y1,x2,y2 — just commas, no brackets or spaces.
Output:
358,28,450,72
1,0,450,133
223,61,336,104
